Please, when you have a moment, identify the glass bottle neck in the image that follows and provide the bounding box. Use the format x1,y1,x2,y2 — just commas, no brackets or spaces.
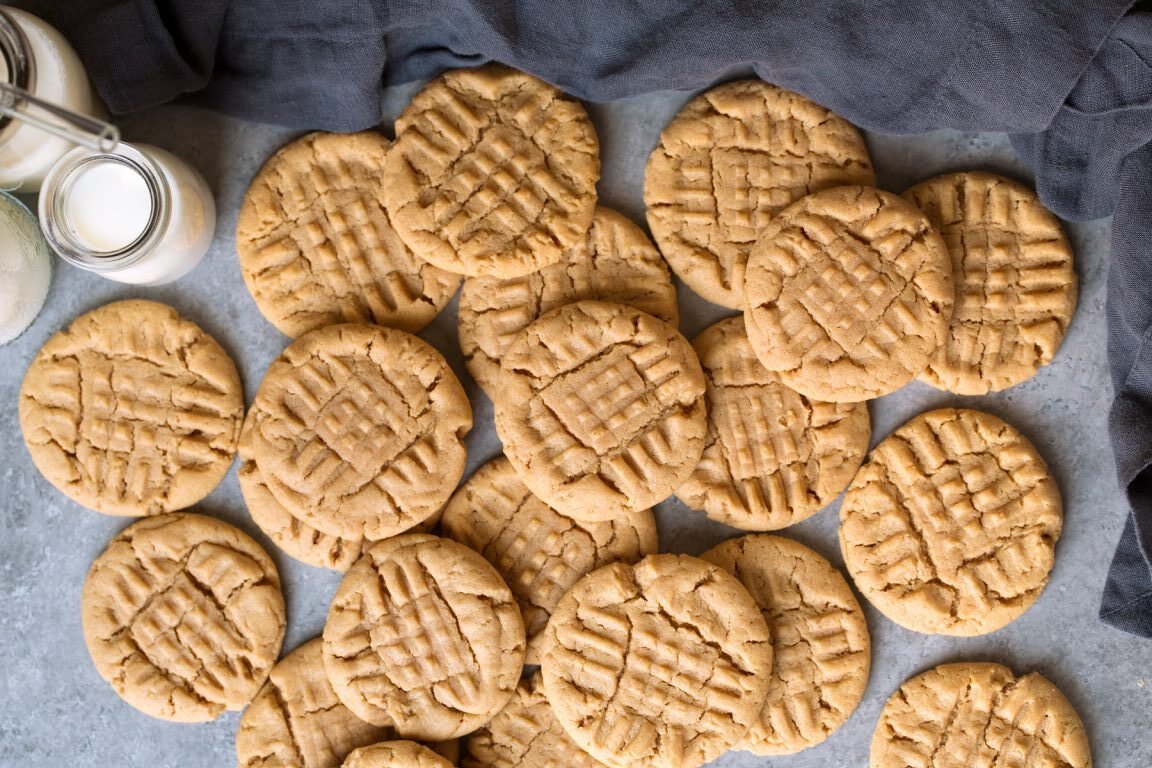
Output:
40,143,172,272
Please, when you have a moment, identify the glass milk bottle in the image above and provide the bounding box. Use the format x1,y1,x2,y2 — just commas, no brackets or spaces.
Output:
39,142,216,285
0,7,102,192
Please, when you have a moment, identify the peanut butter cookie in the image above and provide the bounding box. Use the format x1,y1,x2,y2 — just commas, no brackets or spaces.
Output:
383,65,599,278
494,300,707,521
82,513,285,722
237,639,392,768
19,299,243,516
237,131,462,338
464,671,606,768
243,324,471,542
903,172,1077,394
871,663,1091,768
458,206,677,395
645,80,874,308
744,186,954,402
702,535,870,755
540,554,773,768
342,741,452,768
440,455,657,663
323,534,525,740
840,408,1062,635
678,316,870,530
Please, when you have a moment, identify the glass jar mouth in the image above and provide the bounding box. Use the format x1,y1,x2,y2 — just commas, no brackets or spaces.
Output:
0,8,34,137
39,143,171,271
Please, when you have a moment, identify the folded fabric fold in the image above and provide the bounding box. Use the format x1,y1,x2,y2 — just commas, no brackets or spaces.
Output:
1102,137,1152,636
45,0,1133,133
54,0,228,114
1016,14,1152,635
32,0,1152,636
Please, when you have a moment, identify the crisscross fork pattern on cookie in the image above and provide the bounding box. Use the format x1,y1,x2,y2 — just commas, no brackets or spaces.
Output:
778,228,904,358
271,355,419,495
362,557,482,713
254,161,414,320
712,384,803,480
539,346,663,456
763,607,866,746
129,571,253,701
436,125,555,247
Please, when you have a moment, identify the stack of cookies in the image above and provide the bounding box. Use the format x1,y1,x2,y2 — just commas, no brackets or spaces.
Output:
15,64,1092,768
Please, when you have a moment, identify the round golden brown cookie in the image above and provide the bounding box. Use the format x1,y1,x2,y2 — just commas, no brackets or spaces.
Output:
743,186,954,402
322,534,525,740
243,324,471,542
236,131,462,338
677,316,870,530
237,638,392,768
701,535,870,755
342,741,453,768
871,662,1091,768
540,554,773,768
463,671,606,768
382,65,600,278
494,300,707,521
457,205,678,396
902,172,1077,394
840,408,1062,635
440,456,658,663
19,299,243,516
644,80,875,308
81,513,285,722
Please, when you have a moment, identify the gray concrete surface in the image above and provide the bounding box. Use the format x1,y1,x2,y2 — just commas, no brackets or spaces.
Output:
1,80,1150,767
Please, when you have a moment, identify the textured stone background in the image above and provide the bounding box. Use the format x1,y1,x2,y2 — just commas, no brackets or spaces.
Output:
1,79,1149,767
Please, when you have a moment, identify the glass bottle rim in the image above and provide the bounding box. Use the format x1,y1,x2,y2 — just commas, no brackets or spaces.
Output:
39,143,172,272
0,8,34,139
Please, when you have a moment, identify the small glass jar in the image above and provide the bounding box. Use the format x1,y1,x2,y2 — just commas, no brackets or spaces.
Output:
0,190,52,343
39,142,216,285
0,7,101,192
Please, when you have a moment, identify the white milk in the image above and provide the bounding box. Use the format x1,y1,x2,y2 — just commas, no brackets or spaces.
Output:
64,159,153,252
0,8,101,192
0,191,51,344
